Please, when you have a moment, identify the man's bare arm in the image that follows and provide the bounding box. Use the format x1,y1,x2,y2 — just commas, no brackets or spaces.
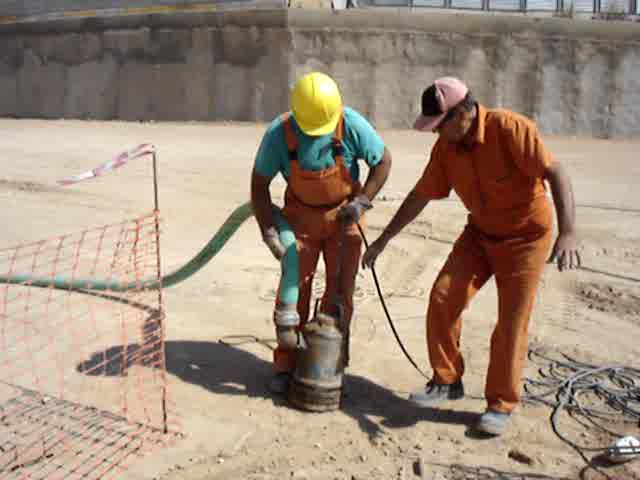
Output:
361,147,392,201
250,168,275,233
362,189,430,269
545,161,580,271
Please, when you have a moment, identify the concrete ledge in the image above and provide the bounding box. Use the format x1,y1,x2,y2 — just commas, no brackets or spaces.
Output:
3,8,639,40
288,9,640,41
0,8,287,34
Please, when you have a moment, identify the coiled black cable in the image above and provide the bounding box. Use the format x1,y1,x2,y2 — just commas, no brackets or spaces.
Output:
524,348,640,478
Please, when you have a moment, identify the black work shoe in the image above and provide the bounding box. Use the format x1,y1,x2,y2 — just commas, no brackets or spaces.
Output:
409,379,464,407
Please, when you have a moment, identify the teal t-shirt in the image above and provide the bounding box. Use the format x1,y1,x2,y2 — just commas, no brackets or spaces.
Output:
254,106,385,182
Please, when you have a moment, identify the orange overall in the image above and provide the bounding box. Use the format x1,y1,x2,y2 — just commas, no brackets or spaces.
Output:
415,105,554,413
273,112,365,373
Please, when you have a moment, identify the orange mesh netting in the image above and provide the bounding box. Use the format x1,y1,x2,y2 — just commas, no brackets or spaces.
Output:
0,210,179,479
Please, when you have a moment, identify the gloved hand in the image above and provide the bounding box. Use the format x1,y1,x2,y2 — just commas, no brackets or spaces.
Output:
337,194,372,225
262,226,286,261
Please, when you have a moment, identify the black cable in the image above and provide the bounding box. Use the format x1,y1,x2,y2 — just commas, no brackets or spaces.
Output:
354,211,640,475
356,222,429,380
219,335,276,350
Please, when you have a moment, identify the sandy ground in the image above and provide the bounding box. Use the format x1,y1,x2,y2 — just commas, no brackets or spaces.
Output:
1,118,639,480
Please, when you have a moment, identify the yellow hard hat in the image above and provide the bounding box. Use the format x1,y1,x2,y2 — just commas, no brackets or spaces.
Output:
290,72,343,136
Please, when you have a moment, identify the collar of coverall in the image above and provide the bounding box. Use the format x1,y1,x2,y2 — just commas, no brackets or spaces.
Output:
460,103,487,150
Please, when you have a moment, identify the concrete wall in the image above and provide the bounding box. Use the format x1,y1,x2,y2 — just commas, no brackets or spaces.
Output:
0,12,292,123
0,10,639,137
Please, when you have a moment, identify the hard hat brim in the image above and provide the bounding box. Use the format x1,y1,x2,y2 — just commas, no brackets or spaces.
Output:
295,109,342,137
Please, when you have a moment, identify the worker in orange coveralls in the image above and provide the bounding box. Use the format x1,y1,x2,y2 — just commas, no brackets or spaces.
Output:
362,77,580,435
251,72,392,394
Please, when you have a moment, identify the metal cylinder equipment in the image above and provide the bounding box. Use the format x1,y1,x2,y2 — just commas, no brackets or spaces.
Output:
288,311,346,412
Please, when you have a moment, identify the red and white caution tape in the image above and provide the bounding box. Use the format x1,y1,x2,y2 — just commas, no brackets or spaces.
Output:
57,143,156,186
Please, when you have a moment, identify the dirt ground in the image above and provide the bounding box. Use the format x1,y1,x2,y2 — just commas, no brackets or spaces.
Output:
1,118,639,480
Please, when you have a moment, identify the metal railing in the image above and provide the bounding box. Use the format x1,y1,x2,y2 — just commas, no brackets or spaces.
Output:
367,0,638,15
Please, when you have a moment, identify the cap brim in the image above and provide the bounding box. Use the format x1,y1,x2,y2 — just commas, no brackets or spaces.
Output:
413,113,445,132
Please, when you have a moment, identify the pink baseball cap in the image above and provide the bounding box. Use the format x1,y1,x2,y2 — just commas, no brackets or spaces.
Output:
413,77,469,132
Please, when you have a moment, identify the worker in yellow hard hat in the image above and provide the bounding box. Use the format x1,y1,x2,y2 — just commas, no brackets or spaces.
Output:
251,72,392,393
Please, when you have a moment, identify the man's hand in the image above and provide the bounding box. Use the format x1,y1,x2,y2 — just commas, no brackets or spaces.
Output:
338,194,373,225
262,226,286,261
548,232,581,271
362,237,388,270
544,162,579,272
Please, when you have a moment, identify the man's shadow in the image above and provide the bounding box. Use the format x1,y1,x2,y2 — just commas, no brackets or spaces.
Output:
76,321,477,440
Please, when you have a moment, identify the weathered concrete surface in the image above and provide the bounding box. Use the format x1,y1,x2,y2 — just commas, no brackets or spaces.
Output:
288,11,640,137
0,9,639,137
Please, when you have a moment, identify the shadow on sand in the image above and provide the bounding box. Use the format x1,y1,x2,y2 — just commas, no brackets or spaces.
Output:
76,331,478,440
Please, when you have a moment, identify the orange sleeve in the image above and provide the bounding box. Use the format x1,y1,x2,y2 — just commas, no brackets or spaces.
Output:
414,145,451,200
503,114,555,179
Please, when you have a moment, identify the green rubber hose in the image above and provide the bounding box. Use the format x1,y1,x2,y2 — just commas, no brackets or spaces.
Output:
0,202,299,304
274,208,299,305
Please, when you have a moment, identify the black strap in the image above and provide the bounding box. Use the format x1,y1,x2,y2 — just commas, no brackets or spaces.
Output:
356,223,429,380
332,139,345,158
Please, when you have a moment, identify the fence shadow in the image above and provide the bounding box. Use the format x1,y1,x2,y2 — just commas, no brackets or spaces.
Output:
76,336,479,440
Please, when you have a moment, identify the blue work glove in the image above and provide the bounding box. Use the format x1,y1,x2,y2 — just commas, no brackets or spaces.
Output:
338,194,373,225
262,226,286,261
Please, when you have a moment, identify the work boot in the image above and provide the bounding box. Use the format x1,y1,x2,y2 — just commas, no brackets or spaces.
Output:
268,372,291,394
408,379,464,407
475,409,511,436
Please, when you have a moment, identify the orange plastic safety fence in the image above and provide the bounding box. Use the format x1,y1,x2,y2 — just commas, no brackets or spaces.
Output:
0,211,180,479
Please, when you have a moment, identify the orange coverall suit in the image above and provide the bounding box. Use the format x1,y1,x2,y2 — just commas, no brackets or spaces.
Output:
274,112,364,373
414,105,554,413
